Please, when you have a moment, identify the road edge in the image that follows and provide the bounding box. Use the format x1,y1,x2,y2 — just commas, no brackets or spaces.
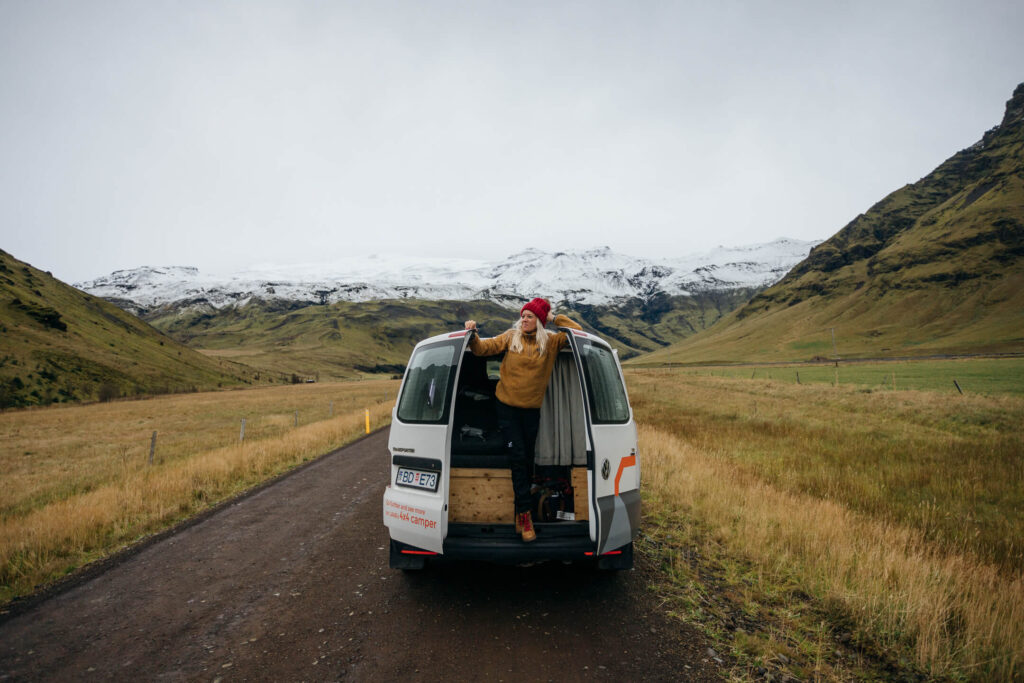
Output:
0,426,390,625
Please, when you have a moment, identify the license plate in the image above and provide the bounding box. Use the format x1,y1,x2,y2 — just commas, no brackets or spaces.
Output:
395,467,438,491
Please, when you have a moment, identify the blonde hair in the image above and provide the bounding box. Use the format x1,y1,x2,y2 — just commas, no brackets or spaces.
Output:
508,317,549,356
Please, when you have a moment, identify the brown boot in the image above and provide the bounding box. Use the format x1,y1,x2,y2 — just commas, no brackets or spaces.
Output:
518,511,536,542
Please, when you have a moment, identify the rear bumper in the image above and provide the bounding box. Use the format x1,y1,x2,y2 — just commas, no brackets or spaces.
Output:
439,522,599,563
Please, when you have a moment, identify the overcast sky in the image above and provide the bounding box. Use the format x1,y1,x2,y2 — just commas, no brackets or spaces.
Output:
1,1,1022,283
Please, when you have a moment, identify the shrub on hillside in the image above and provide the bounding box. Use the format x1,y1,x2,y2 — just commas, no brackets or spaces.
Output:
9,298,67,331
97,382,119,402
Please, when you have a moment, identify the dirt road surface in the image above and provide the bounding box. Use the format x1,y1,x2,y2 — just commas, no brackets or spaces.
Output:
0,429,720,681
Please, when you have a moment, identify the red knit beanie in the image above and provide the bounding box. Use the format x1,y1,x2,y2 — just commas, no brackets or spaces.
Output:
520,297,551,324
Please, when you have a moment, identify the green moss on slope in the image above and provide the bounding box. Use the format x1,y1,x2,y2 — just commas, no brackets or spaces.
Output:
0,249,259,409
637,83,1024,365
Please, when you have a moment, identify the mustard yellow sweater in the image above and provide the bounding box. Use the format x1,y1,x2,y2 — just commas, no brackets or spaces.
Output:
468,314,582,409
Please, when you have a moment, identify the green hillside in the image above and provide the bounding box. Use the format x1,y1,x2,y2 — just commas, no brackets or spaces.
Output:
141,288,758,379
569,289,762,356
636,82,1024,365
145,298,516,381
0,249,259,408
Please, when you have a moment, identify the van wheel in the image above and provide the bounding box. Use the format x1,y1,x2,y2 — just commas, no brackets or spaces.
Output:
389,540,427,570
597,541,634,570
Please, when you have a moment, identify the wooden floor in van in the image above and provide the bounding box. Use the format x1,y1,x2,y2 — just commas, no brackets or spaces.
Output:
448,467,589,523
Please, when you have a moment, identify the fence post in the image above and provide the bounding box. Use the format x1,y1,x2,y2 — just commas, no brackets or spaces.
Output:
240,418,246,442
294,411,298,427
796,371,801,385
330,400,333,417
954,379,963,395
149,431,157,465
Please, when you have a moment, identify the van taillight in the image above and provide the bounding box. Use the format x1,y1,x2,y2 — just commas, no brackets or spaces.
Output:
401,550,439,556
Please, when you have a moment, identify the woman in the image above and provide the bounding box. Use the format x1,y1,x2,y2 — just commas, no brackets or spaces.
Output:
464,297,582,542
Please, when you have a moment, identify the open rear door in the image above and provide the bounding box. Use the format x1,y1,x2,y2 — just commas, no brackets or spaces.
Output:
563,330,640,555
384,331,472,553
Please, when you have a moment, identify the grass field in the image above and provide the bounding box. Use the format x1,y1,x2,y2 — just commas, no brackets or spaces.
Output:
629,367,1023,680
0,379,399,605
642,356,1024,395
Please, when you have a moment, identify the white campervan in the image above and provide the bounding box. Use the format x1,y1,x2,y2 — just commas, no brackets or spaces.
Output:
382,324,640,570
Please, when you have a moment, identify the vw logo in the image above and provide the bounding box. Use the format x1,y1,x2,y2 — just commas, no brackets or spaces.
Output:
601,459,610,480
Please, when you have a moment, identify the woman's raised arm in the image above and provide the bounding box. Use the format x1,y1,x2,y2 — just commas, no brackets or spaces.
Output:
467,325,509,356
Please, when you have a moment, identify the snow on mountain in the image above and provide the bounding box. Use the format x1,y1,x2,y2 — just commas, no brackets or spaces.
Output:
75,238,821,311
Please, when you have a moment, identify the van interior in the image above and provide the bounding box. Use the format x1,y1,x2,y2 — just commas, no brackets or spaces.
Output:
448,348,589,528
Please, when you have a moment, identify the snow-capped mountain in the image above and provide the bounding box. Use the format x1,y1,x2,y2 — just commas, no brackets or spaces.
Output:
76,238,820,312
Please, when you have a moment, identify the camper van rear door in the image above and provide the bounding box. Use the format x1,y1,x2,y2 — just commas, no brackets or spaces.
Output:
385,333,472,554
564,333,639,555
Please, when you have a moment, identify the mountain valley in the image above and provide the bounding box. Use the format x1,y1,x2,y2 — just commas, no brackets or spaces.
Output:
67,240,817,381
6,82,1023,403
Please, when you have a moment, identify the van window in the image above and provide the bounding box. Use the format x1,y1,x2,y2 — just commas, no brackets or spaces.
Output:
578,340,630,424
397,340,460,424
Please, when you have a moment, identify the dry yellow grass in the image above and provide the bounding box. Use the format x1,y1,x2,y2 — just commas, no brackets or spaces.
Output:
629,369,1024,573
1,381,396,517
632,370,1023,679
0,380,397,604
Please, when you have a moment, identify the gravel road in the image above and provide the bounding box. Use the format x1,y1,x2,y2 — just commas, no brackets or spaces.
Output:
0,428,720,681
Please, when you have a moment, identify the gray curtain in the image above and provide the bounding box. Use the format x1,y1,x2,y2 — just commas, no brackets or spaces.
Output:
535,353,586,466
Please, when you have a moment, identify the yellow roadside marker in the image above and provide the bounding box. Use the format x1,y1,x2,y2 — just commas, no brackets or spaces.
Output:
365,408,370,434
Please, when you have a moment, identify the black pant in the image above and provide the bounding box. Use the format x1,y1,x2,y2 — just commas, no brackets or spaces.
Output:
495,400,540,514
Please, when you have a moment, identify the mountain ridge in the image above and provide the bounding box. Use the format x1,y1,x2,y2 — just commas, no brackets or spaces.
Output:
68,240,820,382
75,238,820,314
636,82,1024,365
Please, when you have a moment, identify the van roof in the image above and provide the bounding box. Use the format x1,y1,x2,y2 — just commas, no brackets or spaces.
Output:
413,326,609,351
